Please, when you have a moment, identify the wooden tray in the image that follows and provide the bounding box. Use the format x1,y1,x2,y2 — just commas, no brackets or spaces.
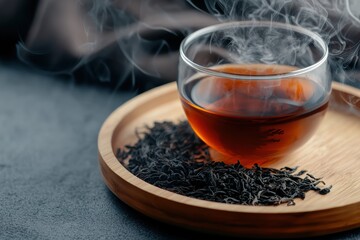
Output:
98,81,360,238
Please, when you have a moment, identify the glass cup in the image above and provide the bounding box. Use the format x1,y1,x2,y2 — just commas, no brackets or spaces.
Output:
178,21,330,165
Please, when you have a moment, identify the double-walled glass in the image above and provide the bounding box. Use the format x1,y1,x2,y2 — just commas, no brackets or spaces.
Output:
178,21,330,165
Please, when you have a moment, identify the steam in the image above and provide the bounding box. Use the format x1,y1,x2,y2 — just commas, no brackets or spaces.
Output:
200,0,360,86
16,0,359,93
16,0,217,90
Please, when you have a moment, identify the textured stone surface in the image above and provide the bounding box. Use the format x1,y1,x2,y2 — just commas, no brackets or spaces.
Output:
0,63,359,240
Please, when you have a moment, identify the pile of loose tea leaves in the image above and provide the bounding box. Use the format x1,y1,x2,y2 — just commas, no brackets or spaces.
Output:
117,121,332,206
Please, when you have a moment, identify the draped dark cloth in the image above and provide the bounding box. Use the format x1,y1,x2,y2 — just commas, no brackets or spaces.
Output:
1,0,359,90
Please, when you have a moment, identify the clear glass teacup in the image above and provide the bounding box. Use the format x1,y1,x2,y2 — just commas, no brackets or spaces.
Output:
178,21,330,165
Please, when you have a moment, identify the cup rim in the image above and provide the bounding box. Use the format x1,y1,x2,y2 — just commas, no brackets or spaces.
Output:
180,21,328,80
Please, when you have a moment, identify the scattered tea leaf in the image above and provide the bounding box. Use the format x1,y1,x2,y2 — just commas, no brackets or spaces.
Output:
117,121,331,206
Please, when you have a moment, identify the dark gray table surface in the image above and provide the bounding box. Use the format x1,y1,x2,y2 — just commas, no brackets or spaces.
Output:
1,63,359,240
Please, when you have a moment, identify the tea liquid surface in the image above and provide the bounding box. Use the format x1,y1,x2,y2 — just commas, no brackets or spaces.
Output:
180,64,328,163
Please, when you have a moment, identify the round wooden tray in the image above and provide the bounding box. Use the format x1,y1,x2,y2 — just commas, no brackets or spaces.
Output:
98,81,360,238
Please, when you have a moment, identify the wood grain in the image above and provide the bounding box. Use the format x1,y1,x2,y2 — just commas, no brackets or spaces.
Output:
98,81,360,238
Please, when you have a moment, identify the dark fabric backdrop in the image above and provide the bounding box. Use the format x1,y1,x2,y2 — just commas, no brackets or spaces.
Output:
1,0,359,89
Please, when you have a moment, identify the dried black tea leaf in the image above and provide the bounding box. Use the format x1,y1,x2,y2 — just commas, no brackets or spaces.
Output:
117,121,331,206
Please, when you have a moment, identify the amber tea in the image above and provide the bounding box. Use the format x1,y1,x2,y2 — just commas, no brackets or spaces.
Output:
180,64,329,163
